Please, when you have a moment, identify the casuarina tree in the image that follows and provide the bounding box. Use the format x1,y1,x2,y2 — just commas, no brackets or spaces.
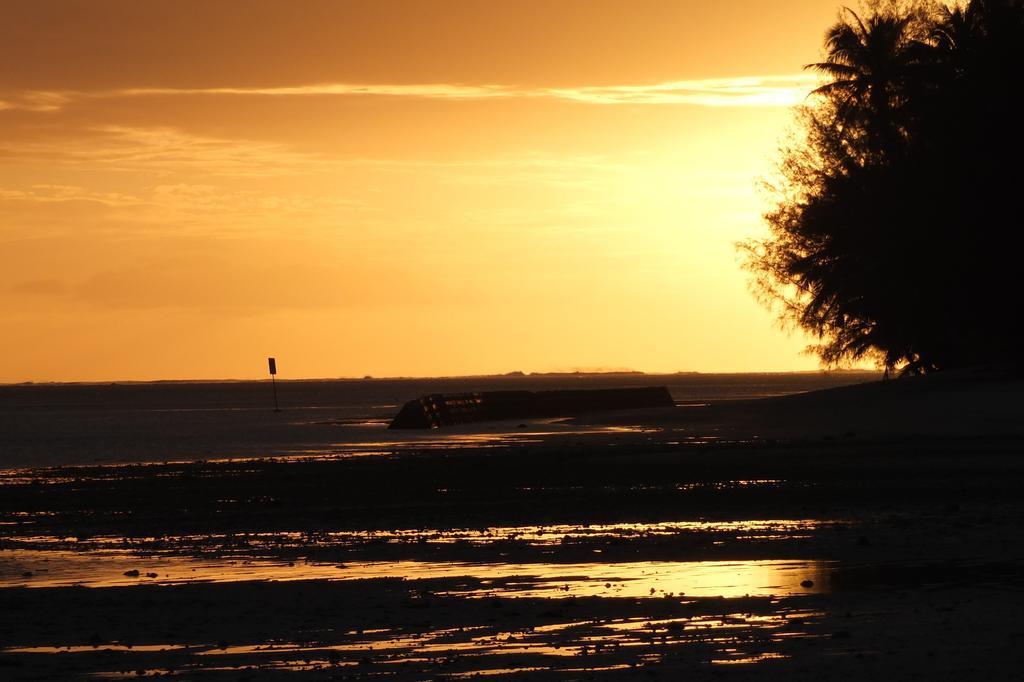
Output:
743,0,1024,374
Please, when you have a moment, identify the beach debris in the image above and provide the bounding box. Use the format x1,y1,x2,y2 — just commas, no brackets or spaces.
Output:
123,569,140,577
389,386,674,429
145,572,158,578
800,580,814,588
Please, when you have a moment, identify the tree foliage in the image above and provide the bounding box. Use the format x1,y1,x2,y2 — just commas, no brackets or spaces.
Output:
744,0,1024,373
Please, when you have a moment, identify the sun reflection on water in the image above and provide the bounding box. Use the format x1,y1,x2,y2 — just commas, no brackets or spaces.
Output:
21,606,822,679
1,546,831,598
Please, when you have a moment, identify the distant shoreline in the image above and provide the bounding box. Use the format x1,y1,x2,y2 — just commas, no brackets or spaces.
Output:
0,368,880,388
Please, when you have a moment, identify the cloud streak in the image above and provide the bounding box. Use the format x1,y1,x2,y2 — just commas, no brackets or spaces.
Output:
0,75,819,112
544,75,819,106
0,126,338,178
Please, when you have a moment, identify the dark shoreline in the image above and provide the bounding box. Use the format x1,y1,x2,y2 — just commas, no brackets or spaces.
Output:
2,372,1023,679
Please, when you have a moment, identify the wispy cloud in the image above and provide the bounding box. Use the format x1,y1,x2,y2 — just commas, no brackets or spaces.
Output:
0,75,819,112
0,126,651,181
0,184,144,207
118,83,519,101
0,91,74,112
545,75,819,107
0,177,369,239
0,126,336,178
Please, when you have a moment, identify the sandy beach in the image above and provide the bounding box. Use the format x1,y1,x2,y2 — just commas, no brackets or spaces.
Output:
1,371,1023,679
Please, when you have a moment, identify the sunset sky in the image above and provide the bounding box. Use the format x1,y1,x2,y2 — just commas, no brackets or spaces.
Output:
0,0,846,382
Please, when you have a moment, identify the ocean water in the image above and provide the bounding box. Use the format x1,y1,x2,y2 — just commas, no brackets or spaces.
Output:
0,372,877,469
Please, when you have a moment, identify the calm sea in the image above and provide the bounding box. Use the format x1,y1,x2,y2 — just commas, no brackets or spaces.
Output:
0,372,878,469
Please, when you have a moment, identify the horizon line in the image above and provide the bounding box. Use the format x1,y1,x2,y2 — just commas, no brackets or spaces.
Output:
0,368,879,386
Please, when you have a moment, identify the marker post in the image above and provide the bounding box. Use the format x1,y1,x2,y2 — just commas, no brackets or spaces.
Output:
268,357,280,412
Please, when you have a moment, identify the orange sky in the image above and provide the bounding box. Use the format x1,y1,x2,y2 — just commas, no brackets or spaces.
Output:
0,1,848,382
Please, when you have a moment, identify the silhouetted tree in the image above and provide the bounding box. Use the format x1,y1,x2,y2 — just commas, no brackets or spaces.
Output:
808,7,915,151
744,0,1024,374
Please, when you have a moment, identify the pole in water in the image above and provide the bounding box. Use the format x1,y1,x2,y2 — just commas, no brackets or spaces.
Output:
268,357,280,412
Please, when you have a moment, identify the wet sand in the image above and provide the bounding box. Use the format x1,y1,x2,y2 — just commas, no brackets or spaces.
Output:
2,371,1024,679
